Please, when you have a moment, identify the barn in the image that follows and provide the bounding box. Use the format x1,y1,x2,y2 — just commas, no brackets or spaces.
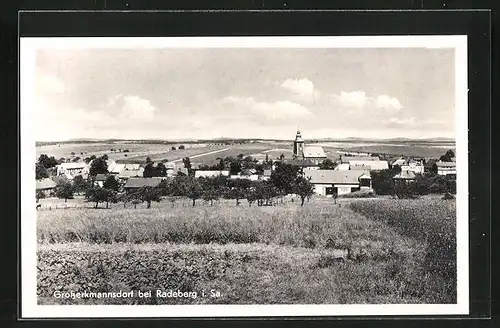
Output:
36,178,56,197
123,177,165,193
305,169,372,196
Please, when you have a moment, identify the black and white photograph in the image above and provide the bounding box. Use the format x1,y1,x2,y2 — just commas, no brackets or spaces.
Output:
20,36,469,317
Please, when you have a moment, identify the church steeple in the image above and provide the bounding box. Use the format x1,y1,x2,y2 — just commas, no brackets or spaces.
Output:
293,128,305,158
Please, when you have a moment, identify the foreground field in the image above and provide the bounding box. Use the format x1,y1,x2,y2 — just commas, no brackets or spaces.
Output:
37,199,456,304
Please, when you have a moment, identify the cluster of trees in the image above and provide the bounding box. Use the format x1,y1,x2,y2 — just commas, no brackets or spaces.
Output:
152,163,314,207
36,154,59,179
371,167,456,198
439,149,455,162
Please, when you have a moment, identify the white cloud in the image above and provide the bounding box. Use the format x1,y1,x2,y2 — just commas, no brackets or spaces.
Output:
107,94,158,121
374,95,404,113
280,78,320,103
222,96,312,120
335,91,368,108
37,75,65,95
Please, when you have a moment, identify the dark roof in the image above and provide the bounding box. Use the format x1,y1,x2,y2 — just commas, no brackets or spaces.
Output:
124,177,164,189
36,178,56,190
282,159,317,167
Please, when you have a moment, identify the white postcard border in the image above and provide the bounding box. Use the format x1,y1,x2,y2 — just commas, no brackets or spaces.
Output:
20,35,469,318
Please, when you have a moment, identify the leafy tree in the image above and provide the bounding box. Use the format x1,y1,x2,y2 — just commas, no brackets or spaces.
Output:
85,186,117,209
146,156,153,164
136,186,162,209
394,181,418,199
370,169,398,195
186,178,203,207
36,163,49,180
216,157,225,170
183,157,192,170
73,175,90,194
178,145,185,150
156,162,167,177
36,190,46,202
440,149,455,162
265,153,270,164
54,181,74,202
72,156,81,162
279,153,285,160
84,155,97,164
89,157,108,176
270,162,300,196
171,146,176,151
102,154,109,161
143,162,155,178
103,175,120,192
71,152,76,156
295,176,315,206
38,154,58,169
318,158,336,170
229,161,242,175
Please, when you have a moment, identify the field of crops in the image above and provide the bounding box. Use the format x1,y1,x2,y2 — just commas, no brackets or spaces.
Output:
190,147,273,165
349,198,456,300
118,145,228,163
37,199,456,305
342,145,455,158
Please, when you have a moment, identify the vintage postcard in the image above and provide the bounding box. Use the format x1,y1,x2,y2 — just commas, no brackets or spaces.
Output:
21,35,468,318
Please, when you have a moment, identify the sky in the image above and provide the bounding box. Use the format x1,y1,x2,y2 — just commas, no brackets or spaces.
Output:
33,46,456,141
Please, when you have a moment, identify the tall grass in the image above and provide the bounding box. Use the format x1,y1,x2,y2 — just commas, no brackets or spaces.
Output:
38,202,415,252
349,198,456,301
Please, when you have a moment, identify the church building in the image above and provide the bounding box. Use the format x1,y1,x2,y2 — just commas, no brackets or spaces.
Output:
292,129,327,165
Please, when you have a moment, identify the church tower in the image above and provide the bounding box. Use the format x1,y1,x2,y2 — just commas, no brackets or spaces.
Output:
293,129,305,158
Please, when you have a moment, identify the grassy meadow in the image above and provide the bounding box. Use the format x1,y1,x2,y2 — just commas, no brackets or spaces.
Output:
37,197,456,305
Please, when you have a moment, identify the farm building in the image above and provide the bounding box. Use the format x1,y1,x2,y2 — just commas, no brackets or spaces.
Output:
292,130,327,164
56,162,89,179
260,169,272,181
436,161,456,176
401,160,424,174
118,167,145,180
391,157,406,167
341,156,389,171
194,170,230,178
36,178,56,197
341,156,380,163
123,177,165,192
305,169,372,196
109,163,141,175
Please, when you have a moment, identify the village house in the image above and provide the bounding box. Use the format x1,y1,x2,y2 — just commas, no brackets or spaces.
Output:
341,156,389,171
436,161,456,176
194,170,230,178
292,130,327,165
123,177,165,193
36,178,56,197
401,160,424,174
117,167,145,180
305,169,372,196
56,162,89,179
260,169,272,181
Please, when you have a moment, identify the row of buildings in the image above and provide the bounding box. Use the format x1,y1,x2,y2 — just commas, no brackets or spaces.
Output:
36,130,457,198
